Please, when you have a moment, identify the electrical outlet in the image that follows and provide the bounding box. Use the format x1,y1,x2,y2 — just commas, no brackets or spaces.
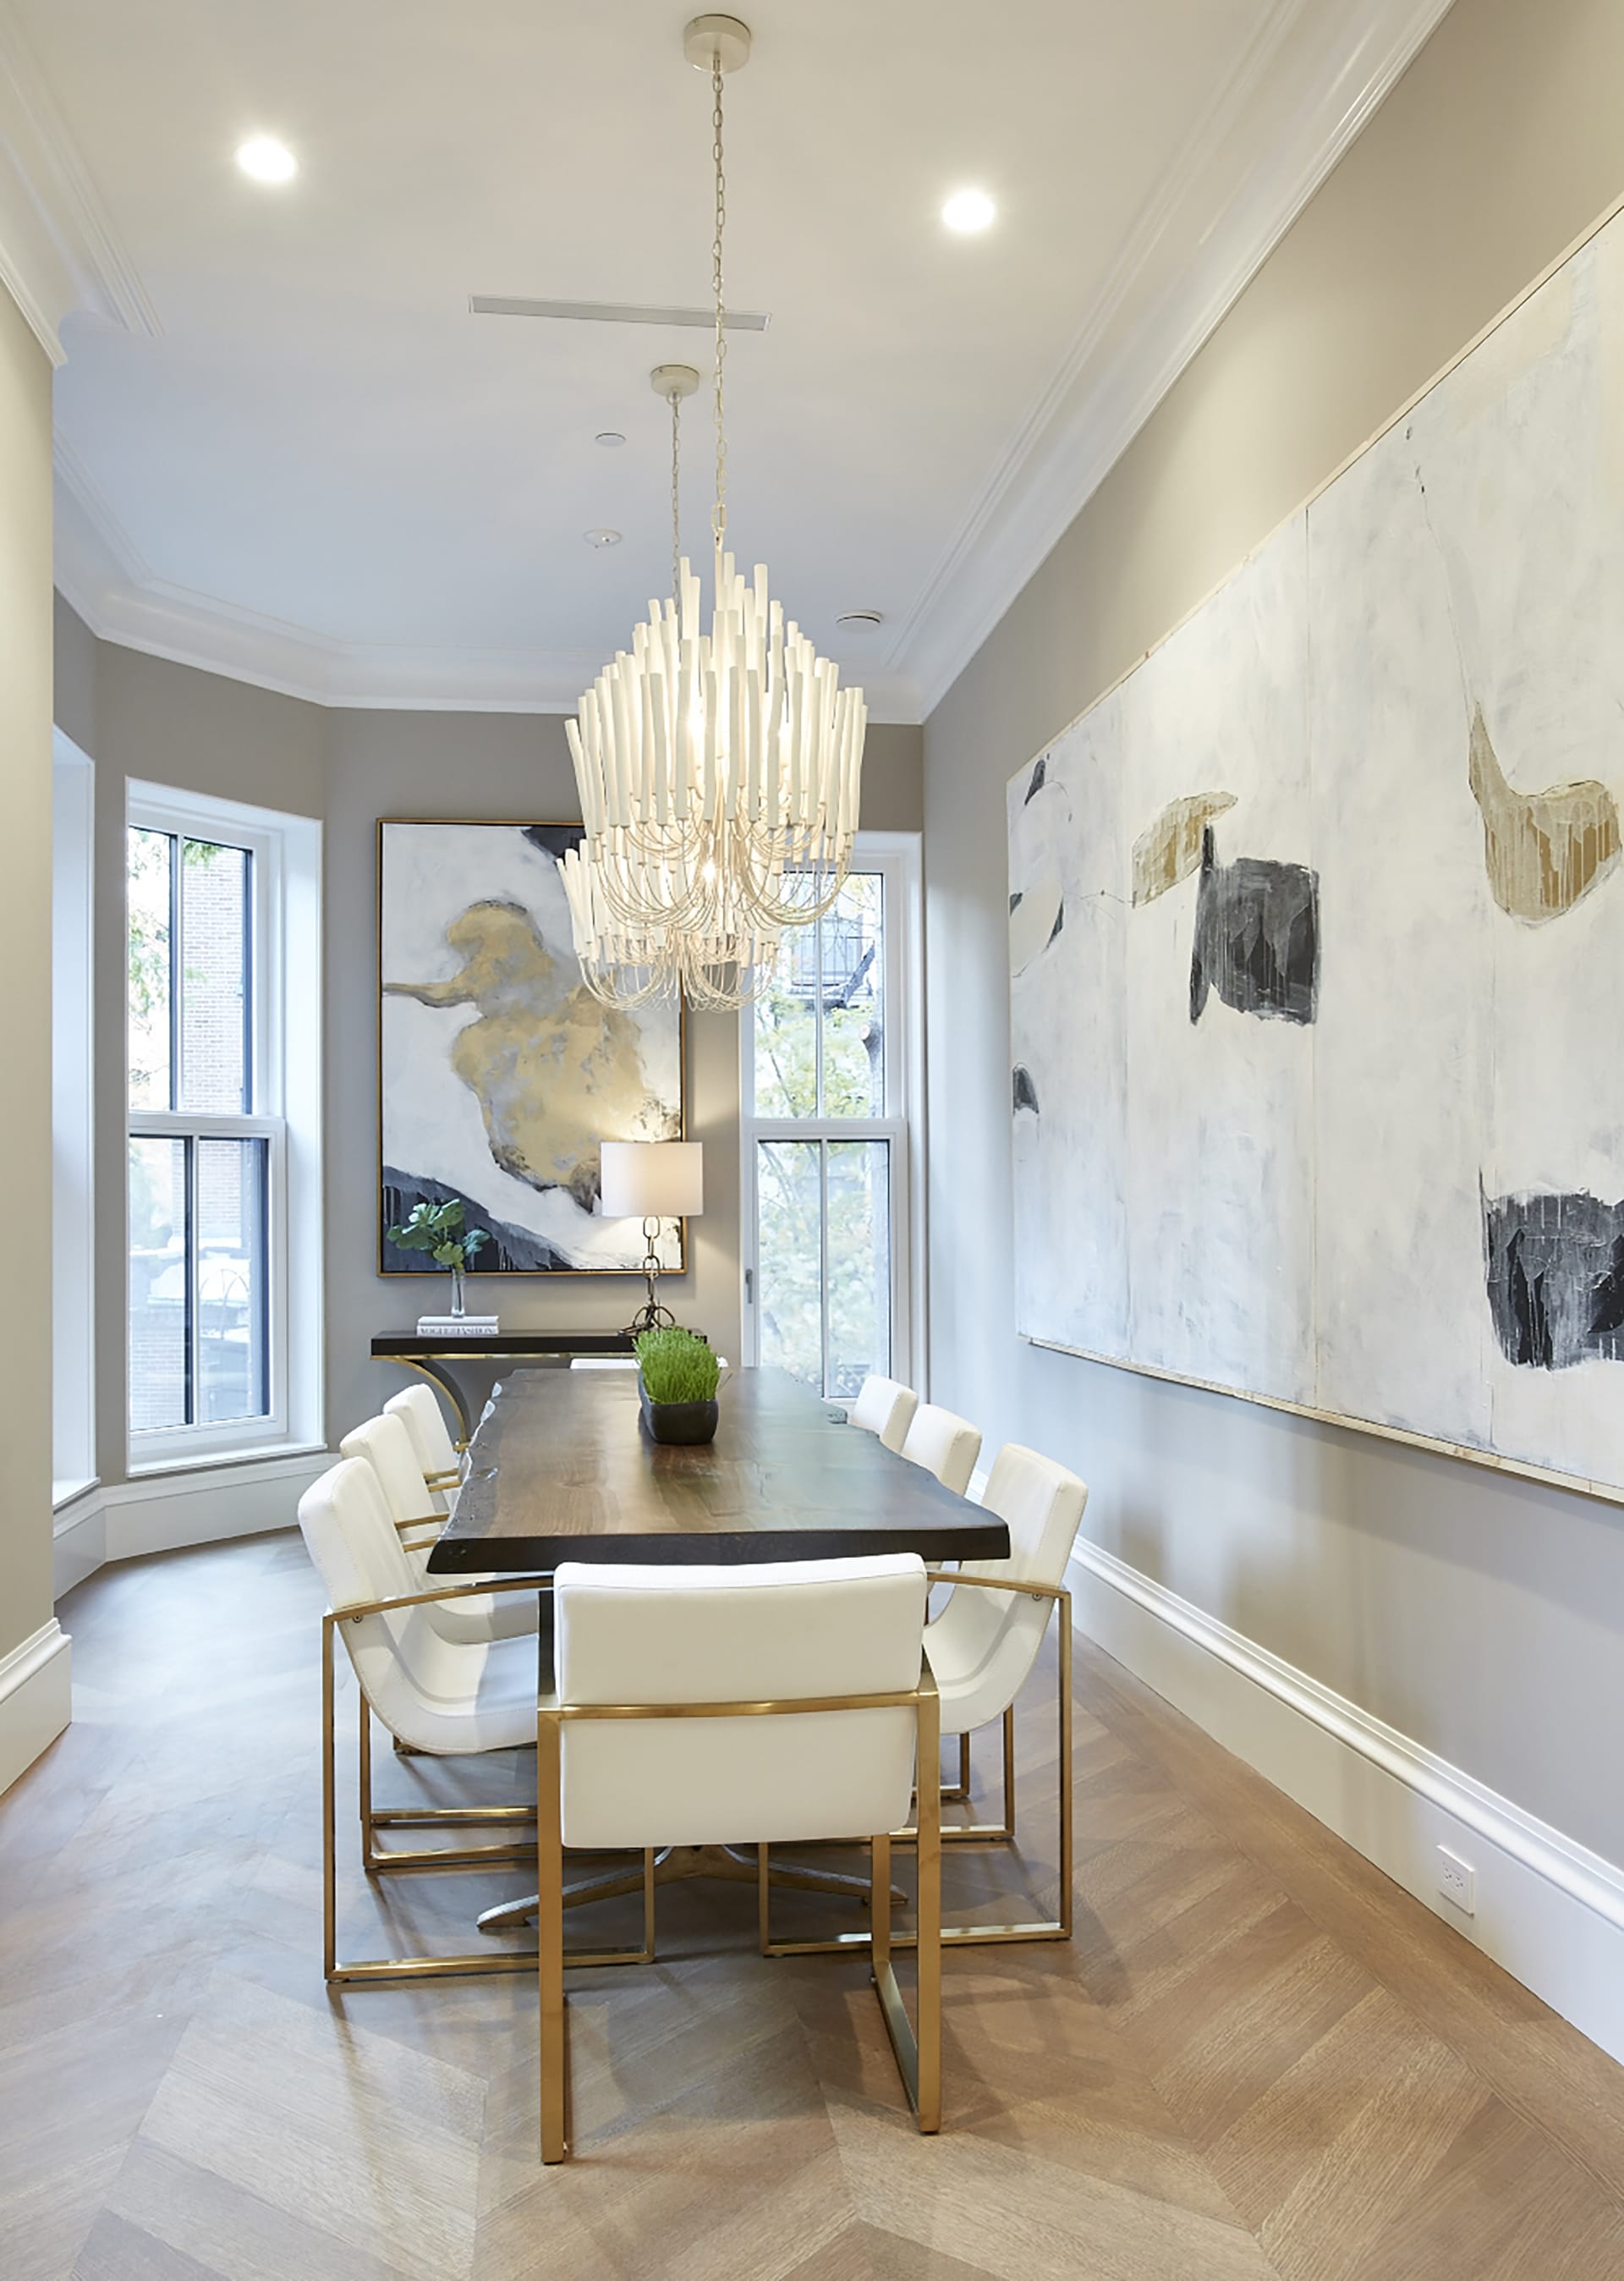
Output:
1437,1845,1476,1915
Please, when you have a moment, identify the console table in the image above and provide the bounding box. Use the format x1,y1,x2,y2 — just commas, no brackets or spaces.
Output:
370,1330,636,1442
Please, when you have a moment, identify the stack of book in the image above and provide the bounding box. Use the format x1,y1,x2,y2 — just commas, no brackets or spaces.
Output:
414,1315,500,1339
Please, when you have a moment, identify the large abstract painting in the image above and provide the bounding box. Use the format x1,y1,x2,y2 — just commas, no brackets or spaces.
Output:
1010,197,1624,1498
379,822,684,1275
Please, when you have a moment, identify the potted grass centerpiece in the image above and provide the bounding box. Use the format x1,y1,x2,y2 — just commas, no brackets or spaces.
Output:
634,1327,722,1446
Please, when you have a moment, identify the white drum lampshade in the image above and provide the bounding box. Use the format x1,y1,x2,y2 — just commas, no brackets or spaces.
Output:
600,1141,705,1223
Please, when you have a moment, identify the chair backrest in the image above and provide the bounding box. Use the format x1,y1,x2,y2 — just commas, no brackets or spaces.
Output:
848,1374,919,1453
553,1556,928,1852
298,1455,420,1617
297,1459,494,1746
384,1384,460,1477
569,1356,639,1370
900,1404,982,1498
925,1443,1088,1734
339,1412,436,1525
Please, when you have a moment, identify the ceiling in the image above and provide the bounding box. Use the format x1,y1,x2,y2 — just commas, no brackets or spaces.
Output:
6,0,1451,719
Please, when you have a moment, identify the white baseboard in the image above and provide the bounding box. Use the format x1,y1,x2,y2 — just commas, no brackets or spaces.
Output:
1066,1535,1624,2066
54,1448,327,1597
0,1619,71,1798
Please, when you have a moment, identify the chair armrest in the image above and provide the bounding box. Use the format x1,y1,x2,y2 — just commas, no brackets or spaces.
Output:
924,1570,1068,1602
328,1574,553,1619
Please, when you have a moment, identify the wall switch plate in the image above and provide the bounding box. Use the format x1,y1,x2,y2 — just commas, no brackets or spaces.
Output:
1437,1845,1476,1915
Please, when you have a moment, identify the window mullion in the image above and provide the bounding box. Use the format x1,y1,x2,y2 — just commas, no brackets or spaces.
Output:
167,831,183,1113
818,1140,831,1399
184,1132,198,1427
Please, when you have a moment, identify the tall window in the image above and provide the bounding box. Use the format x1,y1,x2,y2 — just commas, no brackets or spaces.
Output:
741,837,920,1399
126,784,323,1466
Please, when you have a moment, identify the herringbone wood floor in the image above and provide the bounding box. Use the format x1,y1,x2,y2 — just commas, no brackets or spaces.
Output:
3,1531,1623,2279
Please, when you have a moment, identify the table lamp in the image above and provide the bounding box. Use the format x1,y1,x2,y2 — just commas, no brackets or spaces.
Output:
599,1140,704,1335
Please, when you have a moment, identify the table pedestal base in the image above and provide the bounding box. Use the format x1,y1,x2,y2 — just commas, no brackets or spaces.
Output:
476,1842,899,1933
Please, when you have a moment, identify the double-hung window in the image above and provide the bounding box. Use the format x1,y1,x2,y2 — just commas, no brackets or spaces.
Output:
126,783,322,1466
741,836,922,1399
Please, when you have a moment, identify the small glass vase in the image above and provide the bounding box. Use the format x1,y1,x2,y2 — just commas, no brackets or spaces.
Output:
448,1266,466,1320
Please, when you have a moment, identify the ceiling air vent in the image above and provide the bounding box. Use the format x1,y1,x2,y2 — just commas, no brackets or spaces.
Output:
470,295,769,332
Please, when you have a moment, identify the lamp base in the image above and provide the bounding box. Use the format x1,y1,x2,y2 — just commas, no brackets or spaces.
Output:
623,1218,677,1340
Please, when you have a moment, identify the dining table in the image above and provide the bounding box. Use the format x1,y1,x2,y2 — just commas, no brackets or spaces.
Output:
423,1362,1012,1929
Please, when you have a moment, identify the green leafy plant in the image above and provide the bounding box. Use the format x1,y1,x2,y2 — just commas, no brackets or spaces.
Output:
634,1327,721,1404
386,1198,491,1273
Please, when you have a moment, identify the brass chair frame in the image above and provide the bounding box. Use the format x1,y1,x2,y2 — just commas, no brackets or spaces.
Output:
765,1571,1072,1954
535,1661,941,2163
321,1575,655,1986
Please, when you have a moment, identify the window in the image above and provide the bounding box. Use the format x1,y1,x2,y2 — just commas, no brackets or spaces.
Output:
740,837,922,1399
126,783,323,1467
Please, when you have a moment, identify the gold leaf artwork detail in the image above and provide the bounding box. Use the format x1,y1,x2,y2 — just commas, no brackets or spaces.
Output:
384,899,672,1209
1131,792,1237,905
1468,708,1621,923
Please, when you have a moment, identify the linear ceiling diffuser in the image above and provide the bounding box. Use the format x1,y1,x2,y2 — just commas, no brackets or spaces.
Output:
471,295,770,331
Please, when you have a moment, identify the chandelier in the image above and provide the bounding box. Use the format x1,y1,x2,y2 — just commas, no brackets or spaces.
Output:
563,14,867,1007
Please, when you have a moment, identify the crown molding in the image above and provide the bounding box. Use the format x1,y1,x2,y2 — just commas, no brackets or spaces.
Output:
894,0,1457,719
0,1,158,363
54,461,923,720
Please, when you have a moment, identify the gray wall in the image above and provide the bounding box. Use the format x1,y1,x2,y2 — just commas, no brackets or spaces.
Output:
52,612,922,1482
0,292,56,1666
923,0,1624,1867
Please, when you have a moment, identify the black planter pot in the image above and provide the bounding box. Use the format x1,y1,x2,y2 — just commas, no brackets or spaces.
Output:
638,1381,720,1445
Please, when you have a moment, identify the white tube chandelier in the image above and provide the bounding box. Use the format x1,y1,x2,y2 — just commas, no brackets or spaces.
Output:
564,14,866,1007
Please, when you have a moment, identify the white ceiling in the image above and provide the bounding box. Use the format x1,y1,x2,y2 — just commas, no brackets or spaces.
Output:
4,0,1451,718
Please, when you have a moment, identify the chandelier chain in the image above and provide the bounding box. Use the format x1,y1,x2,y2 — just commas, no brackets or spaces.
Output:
711,50,727,557
669,383,682,604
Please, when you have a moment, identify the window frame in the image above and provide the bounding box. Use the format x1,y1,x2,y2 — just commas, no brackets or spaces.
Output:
125,782,323,1471
52,732,97,1508
738,833,924,1399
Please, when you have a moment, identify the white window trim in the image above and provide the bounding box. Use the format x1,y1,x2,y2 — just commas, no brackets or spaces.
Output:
52,730,96,1509
125,781,323,1473
738,832,925,1397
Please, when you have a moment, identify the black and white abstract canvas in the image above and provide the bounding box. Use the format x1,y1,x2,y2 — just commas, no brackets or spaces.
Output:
1009,198,1624,1498
378,822,684,1275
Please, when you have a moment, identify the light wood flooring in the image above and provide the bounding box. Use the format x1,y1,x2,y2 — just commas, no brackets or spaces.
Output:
3,1531,1624,2278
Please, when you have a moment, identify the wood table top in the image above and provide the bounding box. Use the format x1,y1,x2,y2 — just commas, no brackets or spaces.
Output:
426,1365,1010,1572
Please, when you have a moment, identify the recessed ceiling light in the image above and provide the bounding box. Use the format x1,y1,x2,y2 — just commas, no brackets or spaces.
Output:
595,431,627,448
584,528,623,548
942,187,996,234
236,135,298,184
837,609,885,630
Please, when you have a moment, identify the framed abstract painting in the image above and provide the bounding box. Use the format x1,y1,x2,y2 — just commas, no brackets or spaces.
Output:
377,820,685,1276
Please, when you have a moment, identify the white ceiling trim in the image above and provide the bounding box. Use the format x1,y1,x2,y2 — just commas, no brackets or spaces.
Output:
892,0,1458,719
53,458,924,718
0,0,158,364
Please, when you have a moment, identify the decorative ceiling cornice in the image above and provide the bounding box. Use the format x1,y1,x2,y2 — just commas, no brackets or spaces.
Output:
888,0,1458,719
41,0,1453,723
0,0,158,363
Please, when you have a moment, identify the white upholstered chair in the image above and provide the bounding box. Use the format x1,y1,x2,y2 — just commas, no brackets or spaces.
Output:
384,1383,464,1503
535,1555,941,2161
298,1457,572,1985
338,1412,537,1643
848,1373,919,1452
900,1404,982,1498
917,1442,1087,1943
